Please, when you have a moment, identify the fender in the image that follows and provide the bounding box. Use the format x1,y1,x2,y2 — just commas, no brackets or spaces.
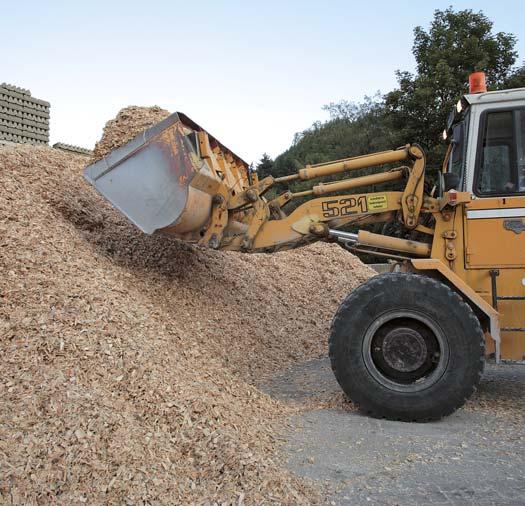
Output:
411,258,501,362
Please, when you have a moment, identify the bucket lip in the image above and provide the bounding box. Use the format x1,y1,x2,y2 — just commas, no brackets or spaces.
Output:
84,111,249,184
84,112,185,183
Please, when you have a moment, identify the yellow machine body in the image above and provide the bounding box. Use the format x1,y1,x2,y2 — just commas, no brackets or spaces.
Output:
412,193,525,361
85,89,525,363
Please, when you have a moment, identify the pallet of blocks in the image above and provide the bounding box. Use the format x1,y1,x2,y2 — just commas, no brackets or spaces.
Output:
0,83,50,145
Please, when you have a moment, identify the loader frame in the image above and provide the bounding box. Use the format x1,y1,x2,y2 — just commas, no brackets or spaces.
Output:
192,136,513,362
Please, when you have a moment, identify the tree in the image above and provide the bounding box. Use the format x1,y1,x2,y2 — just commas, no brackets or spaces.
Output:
256,153,274,179
505,62,525,89
273,95,395,177
272,7,522,184
385,7,519,167
265,8,521,260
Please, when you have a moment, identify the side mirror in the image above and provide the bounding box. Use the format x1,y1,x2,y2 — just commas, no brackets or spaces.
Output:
443,172,460,192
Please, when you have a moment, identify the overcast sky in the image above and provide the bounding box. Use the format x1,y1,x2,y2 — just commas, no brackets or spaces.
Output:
3,0,524,163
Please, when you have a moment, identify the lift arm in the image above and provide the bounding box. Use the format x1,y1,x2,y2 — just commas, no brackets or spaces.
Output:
220,144,435,254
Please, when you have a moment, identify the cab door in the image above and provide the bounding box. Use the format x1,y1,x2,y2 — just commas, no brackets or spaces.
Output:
466,107,525,267
465,106,525,360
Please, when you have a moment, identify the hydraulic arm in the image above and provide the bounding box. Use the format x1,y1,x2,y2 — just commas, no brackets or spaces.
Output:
218,144,436,255
84,113,436,258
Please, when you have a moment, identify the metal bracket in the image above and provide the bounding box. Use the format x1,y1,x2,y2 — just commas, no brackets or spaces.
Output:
442,230,457,261
228,176,274,210
267,191,293,217
198,192,229,249
240,196,269,251
489,269,502,363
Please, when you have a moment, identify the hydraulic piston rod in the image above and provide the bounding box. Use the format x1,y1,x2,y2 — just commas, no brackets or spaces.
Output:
329,229,431,257
328,229,359,243
292,169,404,198
274,146,412,183
299,146,411,180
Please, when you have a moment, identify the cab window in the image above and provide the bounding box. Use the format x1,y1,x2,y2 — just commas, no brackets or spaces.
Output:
476,109,525,195
449,119,466,187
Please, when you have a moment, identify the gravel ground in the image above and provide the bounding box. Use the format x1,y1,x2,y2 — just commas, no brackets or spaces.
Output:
262,358,525,505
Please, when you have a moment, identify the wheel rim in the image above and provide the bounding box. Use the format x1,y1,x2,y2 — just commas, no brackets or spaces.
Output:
362,310,449,393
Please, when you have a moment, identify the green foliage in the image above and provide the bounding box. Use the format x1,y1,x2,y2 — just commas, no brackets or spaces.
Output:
263,7,522,219
413,8,517,86
504,62,525,89
256,153,274,179
273,95,395,179
384,7,519,167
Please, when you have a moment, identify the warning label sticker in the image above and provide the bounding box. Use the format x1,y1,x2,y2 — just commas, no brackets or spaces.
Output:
366,194,388,211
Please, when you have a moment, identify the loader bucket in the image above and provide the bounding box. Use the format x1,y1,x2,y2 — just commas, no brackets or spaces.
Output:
84,112,251,239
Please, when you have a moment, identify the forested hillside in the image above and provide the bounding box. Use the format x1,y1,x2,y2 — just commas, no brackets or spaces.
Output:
258,8,525,191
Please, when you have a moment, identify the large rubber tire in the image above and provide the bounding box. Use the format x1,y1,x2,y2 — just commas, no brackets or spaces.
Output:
329,273,485,422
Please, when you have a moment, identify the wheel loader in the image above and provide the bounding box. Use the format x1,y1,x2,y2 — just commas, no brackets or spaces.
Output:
85,73,524,421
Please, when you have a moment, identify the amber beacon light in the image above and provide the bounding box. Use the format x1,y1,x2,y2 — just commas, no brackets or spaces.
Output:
469,71,487,94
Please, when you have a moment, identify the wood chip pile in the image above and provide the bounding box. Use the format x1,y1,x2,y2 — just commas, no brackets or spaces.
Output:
0,108,373,504
92,106,170,162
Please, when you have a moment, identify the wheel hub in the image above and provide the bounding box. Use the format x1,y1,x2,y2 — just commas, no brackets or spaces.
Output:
381,327,427,373
363,310,449,393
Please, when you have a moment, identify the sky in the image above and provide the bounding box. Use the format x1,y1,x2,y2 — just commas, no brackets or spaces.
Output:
2,0,524,164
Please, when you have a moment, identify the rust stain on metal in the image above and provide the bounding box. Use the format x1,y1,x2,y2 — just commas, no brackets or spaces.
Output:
154,121,198,188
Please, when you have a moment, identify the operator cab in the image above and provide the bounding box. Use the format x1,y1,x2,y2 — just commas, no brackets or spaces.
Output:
443,83,525,197
441,76,525,363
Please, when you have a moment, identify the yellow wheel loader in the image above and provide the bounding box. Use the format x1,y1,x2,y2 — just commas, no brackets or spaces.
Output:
85,76,525,421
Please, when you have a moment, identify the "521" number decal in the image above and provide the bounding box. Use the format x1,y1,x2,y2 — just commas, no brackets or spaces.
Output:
321,194,388,218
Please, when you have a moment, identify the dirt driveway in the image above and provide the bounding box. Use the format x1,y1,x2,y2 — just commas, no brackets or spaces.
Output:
262,359,525,505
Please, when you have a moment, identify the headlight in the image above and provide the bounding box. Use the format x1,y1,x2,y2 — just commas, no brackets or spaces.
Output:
442,129,448,140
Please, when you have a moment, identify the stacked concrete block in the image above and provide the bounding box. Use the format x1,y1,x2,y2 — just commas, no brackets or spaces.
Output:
53,142,92,157
0,83,50,145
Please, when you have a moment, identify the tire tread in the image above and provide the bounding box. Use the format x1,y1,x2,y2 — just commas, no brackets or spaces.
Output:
329,273,485,422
